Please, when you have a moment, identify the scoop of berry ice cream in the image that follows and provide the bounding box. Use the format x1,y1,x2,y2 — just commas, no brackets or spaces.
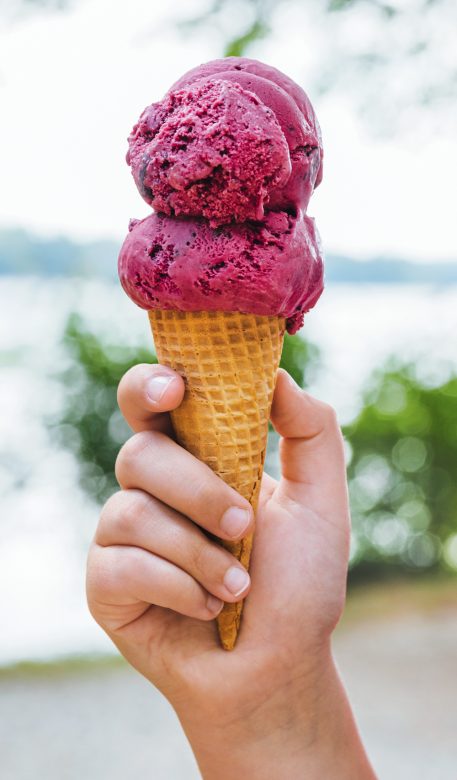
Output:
127,78,291,227
171,57,324,209
118,210,323,334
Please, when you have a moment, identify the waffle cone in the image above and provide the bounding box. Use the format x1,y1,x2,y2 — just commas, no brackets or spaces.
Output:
148,309,285,650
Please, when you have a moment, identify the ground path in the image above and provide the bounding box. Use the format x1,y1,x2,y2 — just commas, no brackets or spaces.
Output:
1,582,457,779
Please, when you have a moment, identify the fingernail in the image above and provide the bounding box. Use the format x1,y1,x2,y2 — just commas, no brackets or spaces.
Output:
220,507,251,539
146,374,174,404
223,566,250,598
207,595,224,615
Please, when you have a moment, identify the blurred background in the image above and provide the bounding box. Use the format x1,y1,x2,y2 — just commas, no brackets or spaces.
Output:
1,0,457,777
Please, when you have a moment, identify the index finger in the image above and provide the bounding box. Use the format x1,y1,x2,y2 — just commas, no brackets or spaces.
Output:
117,363,185,434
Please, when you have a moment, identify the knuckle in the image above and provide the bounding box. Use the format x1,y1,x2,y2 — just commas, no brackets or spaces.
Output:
86,545,115,610
100,488,127,519
97,492,122,540
317,400,339,429
189,540,211,577
117,491,150,536
114,430,153,485
116,371,133,412
191,477,213,508
189,539,229,589
189,471,228,520
116,544,144,581
117,363,148,408
86,545,140,608
98,490,148,543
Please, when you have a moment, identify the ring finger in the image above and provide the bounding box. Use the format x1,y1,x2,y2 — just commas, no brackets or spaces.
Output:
96,489,251,604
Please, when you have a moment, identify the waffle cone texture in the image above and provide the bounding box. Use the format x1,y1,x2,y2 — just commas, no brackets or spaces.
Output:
148,310,285,650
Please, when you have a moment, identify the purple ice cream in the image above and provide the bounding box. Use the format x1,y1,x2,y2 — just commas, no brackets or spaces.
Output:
119,210,323,334
119,57,324,334
171,57,323,205
127,79,291,227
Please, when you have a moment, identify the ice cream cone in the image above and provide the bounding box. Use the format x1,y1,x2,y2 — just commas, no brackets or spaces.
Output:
148,309,285,650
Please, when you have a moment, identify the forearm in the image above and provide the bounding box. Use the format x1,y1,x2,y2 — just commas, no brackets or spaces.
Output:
177,648,377,780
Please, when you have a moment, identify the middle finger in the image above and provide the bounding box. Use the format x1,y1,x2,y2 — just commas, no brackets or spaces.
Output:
115,430,254,543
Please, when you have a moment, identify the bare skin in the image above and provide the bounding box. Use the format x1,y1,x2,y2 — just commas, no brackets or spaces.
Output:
87,366,377,779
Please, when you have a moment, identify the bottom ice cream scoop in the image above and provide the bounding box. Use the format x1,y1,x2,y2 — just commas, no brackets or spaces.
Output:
118,211,324,334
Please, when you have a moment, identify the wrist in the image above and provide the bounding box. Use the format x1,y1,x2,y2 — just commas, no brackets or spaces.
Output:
175,645,376,780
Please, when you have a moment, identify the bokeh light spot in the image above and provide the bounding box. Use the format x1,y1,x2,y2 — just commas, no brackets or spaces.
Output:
351,454,393,510
403,534,440,568
443,534,457,570
392,436,427,473
371,514,409,555
375,379,407,415
397,499,431,532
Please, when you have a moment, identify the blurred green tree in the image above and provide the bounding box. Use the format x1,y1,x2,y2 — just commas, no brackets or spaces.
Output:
53,313,319,505
52,313,156,504
177,0,456,127
344,361,457,579
52,314,457,581
5,0,72,13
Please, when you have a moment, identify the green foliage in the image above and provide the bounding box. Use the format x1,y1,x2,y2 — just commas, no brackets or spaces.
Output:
176,0,455,123
327,0,395,13
53,313,457,582
224,19,270,58
52,313,156,504
280,332,320,388
177,0,273,59
327,0,353,11
180,0,400,60
11,0,70,8
344,361,457,577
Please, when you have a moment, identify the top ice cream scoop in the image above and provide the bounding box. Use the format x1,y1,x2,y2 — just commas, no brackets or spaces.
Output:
171,57,323,190
128,78,292,227
127,57,323,223
120,57,324,333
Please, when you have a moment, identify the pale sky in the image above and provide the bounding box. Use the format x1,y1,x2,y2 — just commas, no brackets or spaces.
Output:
1,0,456,261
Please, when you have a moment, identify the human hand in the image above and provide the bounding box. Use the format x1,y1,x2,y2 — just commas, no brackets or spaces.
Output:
86,365,376,779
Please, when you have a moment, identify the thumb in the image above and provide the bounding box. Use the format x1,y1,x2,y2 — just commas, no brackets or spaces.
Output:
238,372,349,649
270,369,347,512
